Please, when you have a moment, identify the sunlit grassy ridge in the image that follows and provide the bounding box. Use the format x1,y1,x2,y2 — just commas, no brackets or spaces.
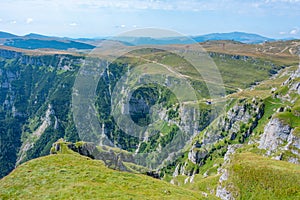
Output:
225,152,300,200
128,48,284,94
0,152,208,200
201,40,300,66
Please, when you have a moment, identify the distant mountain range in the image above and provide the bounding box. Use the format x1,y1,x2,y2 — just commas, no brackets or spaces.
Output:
0,31,297,50
0,31,18,39
115,32,277,45
0,31,95,50
193,32,275,44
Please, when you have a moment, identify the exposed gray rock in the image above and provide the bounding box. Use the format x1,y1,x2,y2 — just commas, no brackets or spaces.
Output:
188,145,208,164
51,141,157,175
259,117,300,163
172,164,180,177
187,99,263,167
216,145,241,200
179,105,199,137
0,49,22,59
285,131,300,151
282,66,300,95
16,104,57,166
291,66,300,79
291,82,300,95
216,185,234,200
224,144,242,163
258,118,291,155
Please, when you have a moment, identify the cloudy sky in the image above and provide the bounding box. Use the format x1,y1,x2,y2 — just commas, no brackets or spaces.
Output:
0,0,299,38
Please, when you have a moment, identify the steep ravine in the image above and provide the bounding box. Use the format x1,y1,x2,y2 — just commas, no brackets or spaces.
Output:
161,65,299,199
0,49,82,177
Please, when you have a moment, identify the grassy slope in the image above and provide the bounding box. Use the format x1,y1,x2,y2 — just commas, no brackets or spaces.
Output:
201,40,299,66
0,40,298,199
230,65,299,135
166,59,299,197
128,48,282,93
0,153,208,200
226,152,300,200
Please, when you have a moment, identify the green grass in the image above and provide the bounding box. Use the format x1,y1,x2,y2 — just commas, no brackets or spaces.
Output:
293,127,300,137
226,152,300,200
253,97,283,135
185,174,220,196
212,55,276,90
229,65,297,99
129,49,283,95
292,97,300,117
0,153,206,200
275,111,300,128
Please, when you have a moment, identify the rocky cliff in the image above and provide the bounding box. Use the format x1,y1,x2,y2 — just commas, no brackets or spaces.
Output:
163,63,299,199
169,97,264,179
0,48,82,177
258,117,300,164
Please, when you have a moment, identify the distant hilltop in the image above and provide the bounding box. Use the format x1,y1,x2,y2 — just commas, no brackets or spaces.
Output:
0,31,298,50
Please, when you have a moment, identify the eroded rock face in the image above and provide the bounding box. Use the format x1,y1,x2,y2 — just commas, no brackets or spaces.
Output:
291,82,300,95
16,104,58,166
258,117,300,163
282,66,300,95
188,99,263,166
216,144,242,200
51,141,147,173
216,186,234,200
258,118,291,155
188,145,208,164
0,49,22,59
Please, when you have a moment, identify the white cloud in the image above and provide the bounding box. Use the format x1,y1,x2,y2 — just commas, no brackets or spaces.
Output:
38,0,228,12
69,22,78,26
265,0,300,3
290,28,299,35
26,18,33,24
10,20,17,24
279,31,286,35
4,0,300,13
120,24,126,28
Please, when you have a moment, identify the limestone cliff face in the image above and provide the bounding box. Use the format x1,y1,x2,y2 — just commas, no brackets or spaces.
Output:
258,66,300,164
188,142,207,165
258,118,291,154
188,98,264,165
216,144,242,200
51,141,150,174
16,104,58,166
0,49,22,59
258,117,300,164
168,99,265,181
0,48,82,177
166,61,299,197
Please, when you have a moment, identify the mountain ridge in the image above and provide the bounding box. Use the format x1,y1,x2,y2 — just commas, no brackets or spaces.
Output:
0,39,299,199
0,30,289,46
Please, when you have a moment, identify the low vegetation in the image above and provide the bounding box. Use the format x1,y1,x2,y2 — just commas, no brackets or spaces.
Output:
226,152,300,200
0,153,206,200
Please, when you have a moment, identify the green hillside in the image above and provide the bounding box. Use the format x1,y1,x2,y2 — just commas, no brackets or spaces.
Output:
0,40,299,199
225,152,300,199
0,152,209,200
4,39,95,50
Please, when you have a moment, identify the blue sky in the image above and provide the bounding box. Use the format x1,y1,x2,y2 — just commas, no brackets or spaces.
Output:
0,0,299,38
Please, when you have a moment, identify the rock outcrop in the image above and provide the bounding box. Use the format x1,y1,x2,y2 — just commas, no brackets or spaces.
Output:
51,140,150,173
216,144,242,200
16,104,57,166
258,117,300,164
189,99,263,164
258,118,292,155
171,99,264,179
